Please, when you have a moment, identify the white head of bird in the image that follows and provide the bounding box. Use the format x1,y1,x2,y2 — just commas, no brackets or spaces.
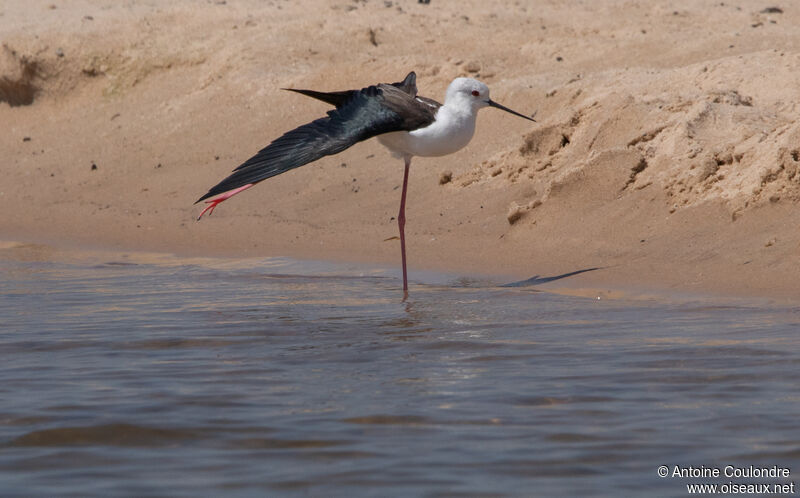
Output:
445,77,491,113
445,77,537,122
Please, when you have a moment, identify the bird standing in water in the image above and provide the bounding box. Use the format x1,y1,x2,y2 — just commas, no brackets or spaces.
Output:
196,72,535,296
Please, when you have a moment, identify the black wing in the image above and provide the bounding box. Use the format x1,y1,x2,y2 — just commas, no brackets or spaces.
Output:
282,71,418,109
196,78,435,203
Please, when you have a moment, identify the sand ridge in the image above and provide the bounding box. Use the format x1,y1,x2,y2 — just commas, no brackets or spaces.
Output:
1,0,799,298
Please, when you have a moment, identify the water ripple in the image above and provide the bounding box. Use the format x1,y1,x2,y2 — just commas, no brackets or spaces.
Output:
0,255,797,496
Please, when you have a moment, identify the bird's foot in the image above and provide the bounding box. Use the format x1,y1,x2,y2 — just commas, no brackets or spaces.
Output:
197,199,223,220
196,183,255,221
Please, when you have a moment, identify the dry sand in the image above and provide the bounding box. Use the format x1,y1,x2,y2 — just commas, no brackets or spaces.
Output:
2,0,799,298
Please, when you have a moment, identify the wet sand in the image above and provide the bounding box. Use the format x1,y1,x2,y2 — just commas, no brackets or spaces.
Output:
2,1,800,298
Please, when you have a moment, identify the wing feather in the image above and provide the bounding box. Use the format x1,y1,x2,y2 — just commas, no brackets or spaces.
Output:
281,71,418,109
196,79,435,203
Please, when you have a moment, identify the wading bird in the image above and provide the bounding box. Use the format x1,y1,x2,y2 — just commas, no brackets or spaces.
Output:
196,72,535,295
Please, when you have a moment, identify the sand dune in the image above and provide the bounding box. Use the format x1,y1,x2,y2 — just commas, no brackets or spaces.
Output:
2,0,798,298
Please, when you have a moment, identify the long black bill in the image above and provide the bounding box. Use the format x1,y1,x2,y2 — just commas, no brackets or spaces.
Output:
488,99,536,122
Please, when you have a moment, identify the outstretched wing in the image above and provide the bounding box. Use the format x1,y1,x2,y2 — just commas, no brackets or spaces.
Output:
196,78,435,203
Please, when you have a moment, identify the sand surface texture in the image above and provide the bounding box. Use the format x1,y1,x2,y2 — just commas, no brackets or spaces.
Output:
2,0,799,297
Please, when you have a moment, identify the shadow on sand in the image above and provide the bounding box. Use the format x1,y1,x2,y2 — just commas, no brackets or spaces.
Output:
499,267,601,288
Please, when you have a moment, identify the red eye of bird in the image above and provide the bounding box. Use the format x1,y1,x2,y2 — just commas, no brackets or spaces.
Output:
471,90,480,97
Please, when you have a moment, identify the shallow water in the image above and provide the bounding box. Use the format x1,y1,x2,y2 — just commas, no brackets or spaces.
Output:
1,250,798,496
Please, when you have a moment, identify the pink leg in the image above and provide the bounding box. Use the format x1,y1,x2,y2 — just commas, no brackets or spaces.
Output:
398,157,411,296
197,183,255,221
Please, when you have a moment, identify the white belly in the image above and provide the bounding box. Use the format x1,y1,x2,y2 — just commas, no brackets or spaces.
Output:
378,108,476,158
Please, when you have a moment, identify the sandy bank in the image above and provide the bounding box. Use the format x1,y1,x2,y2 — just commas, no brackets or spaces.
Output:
2,0,799,298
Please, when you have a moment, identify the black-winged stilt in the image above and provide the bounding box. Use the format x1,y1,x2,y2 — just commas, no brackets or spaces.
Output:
196,72,535,295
